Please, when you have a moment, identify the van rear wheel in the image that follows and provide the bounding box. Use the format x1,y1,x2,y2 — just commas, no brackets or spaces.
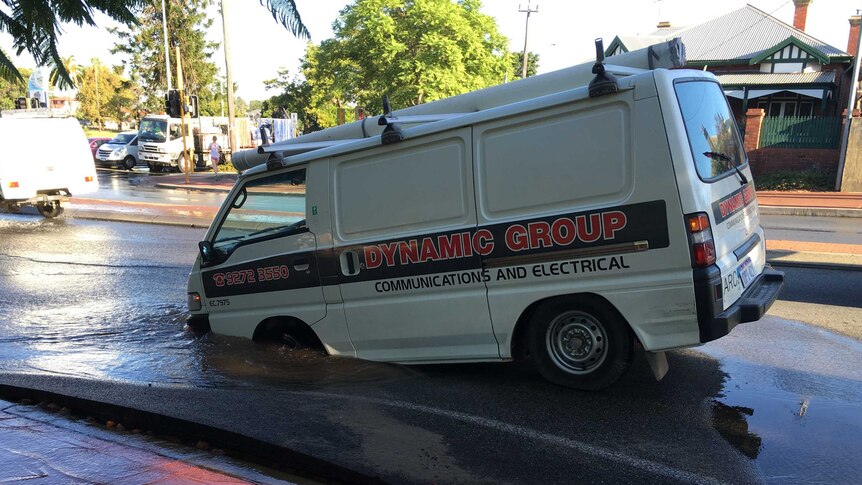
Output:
528,297,633,390
36,201,63,218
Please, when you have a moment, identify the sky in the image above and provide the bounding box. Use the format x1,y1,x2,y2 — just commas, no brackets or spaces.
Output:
2,0,862,102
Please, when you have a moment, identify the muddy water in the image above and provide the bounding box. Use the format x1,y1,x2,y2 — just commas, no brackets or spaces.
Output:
0,215,415,390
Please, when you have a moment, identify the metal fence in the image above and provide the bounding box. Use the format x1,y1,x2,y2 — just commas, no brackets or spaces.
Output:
759,116,841,149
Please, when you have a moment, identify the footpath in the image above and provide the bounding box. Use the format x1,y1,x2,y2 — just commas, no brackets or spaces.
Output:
62,174,862,270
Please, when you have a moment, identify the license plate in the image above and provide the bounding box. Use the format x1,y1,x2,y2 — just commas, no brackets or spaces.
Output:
737,257,756,288
722,257,756,309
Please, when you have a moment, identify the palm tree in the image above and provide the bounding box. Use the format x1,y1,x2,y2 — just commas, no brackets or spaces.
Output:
49,55,82,90
0,0,308,88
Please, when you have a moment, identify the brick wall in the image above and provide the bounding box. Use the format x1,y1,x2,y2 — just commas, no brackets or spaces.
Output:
747,147,839,176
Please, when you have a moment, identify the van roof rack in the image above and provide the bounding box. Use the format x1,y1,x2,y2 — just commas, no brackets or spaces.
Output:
235,38,686,172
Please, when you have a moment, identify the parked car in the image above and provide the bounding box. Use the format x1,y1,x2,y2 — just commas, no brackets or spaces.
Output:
96,131,139,170
88,137,112,159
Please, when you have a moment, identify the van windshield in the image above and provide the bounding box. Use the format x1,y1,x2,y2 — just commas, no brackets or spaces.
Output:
211,169,307,250
675,81,746,180
109,133,135,144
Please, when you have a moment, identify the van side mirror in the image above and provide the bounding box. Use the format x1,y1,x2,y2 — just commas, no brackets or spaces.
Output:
199,241,214,262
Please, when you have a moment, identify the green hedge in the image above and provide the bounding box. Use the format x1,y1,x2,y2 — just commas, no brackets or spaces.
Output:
753,170,835,191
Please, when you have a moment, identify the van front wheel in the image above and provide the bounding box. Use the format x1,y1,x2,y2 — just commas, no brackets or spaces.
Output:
528,297,633,390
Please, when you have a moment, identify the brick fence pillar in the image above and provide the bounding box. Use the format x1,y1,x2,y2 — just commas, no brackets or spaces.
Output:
743,108,765,152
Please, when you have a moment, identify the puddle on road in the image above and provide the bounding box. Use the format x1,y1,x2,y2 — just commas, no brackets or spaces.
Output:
703,321,862,483
0,297,416,391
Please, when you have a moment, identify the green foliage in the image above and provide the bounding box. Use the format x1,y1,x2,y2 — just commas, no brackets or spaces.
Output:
0,67,31,110
76,60,139,127
260,67,322,133
0,0,309,91
302,0,511,125
0,0,138,87
754,170,836,192
510,51,539,79
109,0,218,114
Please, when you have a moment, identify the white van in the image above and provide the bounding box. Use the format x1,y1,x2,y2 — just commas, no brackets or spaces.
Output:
96,131,139,170
0,111,98,217
186,41,783,389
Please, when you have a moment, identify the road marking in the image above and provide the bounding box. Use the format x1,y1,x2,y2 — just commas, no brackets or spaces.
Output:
303,391,730,484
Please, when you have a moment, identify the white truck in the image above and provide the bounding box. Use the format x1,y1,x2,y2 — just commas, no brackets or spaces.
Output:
187,39,784,390
0,109,98,217
137,114,237,172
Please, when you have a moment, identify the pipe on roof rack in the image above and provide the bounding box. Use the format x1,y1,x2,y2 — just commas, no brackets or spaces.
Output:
233,38,686,172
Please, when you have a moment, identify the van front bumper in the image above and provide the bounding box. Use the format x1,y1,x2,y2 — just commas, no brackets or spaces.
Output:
696,267,784,343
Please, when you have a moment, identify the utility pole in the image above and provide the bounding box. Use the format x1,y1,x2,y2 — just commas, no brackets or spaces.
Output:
161,0,172,91
519,2,539,78
176,45,190,184
93,58,101,129
220,0,237,158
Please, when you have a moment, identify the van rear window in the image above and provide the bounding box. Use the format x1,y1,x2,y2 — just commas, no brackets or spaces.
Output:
675,81,746,181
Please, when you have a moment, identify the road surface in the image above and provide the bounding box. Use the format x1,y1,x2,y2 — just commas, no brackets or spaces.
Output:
0,214,860,483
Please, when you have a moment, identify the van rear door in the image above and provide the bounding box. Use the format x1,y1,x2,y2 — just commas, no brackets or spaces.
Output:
673,79,769,313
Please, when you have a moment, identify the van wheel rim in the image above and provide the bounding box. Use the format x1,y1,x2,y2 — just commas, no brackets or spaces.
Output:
545,311,608,375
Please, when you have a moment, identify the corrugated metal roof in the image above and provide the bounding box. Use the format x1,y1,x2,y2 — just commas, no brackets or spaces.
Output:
617,5,849,62
715,71,836,85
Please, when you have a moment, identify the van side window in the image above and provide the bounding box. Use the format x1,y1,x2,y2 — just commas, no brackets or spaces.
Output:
674,81,746,180
211,169,307,250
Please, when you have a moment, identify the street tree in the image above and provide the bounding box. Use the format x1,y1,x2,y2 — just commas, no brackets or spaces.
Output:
75,60,137,128
510,51,539,79
302,0,511,120
49,56,82,89
0,67,31,110
0,0,307,88
110,0,219,114
261,67,322,133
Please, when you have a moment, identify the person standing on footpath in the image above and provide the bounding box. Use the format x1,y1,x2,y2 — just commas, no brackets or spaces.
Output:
209,136,221,180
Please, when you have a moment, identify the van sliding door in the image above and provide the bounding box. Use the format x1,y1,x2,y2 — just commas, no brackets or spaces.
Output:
332,128,500,362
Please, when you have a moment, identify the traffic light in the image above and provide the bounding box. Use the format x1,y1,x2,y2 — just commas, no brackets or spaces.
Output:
187,95,199,118
165,90,181,117
15,97,27,110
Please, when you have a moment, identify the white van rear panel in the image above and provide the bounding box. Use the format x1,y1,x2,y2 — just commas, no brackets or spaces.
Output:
655,70,767,314
0,117,98,200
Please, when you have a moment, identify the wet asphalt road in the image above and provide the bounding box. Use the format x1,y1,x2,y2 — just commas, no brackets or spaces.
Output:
0,214,860,483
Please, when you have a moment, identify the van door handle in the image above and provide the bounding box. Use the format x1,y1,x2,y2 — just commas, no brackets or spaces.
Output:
340,250,360,276
293,257,310,272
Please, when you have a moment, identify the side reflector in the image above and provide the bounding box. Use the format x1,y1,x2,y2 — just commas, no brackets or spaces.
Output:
84,176,94,182
8,181,19,188
187,293,202,311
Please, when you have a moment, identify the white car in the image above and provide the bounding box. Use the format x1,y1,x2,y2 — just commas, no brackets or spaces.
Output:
96,131,139,170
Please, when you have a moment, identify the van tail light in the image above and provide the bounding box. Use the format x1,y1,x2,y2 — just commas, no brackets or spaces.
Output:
686,212,716,267
84,176,94,182
8,181,19,188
